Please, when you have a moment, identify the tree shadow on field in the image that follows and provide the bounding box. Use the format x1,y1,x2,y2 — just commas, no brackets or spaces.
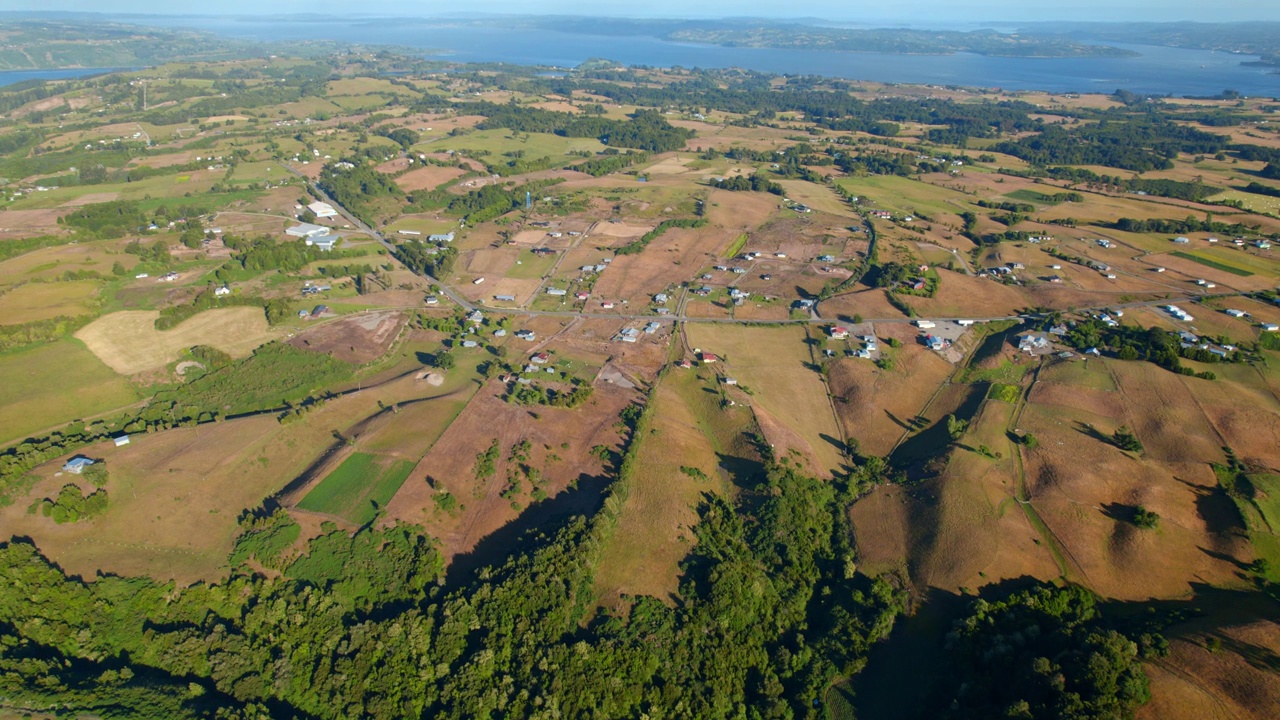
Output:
885,410,913,431
1100,502,1140,524
1073,420,1113,445
444,472,612,589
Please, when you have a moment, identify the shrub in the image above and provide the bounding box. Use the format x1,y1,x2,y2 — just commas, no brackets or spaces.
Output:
1132,506,1160,529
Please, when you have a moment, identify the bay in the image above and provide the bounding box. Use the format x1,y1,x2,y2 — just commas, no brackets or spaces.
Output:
138,17,1279,97
0,68,134,88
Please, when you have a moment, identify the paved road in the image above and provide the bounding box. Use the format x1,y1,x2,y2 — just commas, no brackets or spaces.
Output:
282,162,1251,330
282,163,477,312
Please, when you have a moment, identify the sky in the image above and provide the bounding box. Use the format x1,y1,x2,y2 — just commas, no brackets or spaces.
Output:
6,1,1280,24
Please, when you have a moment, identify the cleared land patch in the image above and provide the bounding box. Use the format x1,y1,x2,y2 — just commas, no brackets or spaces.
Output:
0,338,138,445
297,452,415,525
685,324,845,476
0,280,99,324
76,307,278,375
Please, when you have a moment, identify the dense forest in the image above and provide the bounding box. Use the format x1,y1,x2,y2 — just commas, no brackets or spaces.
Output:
0,457,915,719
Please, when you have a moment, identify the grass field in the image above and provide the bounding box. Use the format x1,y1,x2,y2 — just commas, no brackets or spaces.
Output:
1171,251,1256,277
416,129,607,166
0,280,99,324
297,452,415,525
75,307,278,375
0,338,138,444
685,324,846,476
835,175,974,218
594,370,734,605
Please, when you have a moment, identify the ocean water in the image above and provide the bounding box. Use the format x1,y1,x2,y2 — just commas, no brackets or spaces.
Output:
139,17,1279,97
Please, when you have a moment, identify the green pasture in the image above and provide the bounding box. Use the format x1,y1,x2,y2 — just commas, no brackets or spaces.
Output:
0,338,138,445
297,451,415,525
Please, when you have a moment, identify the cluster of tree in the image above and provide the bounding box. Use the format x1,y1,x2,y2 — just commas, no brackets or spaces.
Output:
456,101,695,152
936,584,1159,719
617,217,708,255
58,200,148,238
32,483,108,524
993,120,1226,171
1045,167,1222,201
378,126,419,149
710,173,785,195
317,162,402,224
0,315,91,353
124,238,172,265
1107,216,1253,235
1241,182,1280,199
394,240,458,277
223,234,325,274
505,381,594,408
864,261,915,288
409,177,564,224
572,149,649,176
977,199,1036,213
1112,426,1145,453
153,341,353,418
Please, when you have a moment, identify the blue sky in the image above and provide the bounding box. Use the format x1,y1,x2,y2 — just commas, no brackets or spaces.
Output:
8,1,1280,23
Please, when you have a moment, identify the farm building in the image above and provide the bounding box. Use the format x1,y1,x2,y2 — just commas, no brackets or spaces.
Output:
308,201,338,218
546,287,568,296
286,223,331,238
494,294,517,302
306,236,337,251
531,352,550,364
698,352,718,364
722,377,738,386
113,435,130,447
62,457,95,474
829,326,850,340
429,232,456,243
1225,309,1249,318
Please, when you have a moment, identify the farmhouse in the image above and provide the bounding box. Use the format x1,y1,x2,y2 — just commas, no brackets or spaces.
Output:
515,330,537,341
307,201,338,218
698,352,718,364
1018,333,1051,355
530,352,550,364
62,457,95,474
829,326,850,340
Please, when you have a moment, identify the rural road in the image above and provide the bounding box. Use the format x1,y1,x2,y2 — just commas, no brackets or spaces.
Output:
281,162,1253,331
